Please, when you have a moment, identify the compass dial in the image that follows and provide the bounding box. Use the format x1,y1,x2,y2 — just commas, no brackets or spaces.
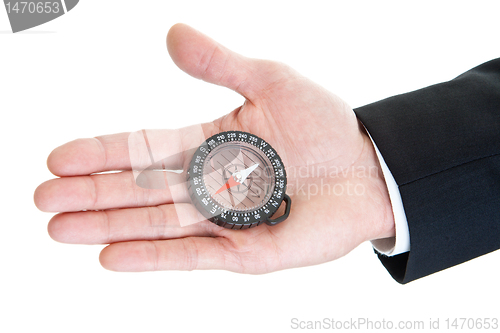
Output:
203,141,275,212
187,131,290,229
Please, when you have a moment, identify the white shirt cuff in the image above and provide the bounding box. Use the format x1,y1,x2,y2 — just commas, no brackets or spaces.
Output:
367,133,410,256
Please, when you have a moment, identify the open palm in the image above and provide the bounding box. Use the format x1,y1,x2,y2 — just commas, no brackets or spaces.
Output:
35,24,394,273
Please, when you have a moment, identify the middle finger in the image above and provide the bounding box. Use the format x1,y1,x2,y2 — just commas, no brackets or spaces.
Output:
35,170,189,212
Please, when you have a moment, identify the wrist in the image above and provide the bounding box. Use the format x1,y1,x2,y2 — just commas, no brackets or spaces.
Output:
358,122,396,242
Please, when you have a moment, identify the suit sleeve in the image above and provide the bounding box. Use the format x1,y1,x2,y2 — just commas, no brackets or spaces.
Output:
354,58,500,284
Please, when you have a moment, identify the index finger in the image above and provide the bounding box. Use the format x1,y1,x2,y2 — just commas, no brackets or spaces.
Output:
47,123,216,177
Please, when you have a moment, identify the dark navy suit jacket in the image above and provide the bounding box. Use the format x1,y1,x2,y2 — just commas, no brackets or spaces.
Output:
354,59,500,283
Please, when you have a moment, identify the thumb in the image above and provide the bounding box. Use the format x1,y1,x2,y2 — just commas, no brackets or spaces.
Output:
166,23,288,101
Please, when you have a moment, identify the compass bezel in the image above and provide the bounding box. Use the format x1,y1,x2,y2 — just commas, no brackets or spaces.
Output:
187,131,287,229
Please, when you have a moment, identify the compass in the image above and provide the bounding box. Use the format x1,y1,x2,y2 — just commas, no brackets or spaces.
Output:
187,131,291,229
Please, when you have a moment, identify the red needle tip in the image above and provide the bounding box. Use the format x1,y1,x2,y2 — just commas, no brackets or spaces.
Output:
215,176,241,195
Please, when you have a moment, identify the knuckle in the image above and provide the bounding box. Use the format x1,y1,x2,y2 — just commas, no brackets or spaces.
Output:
147,241,160,271
128,172,150,206
200,45,229,82
84,176,98,209
182,238,199,271
101,211,112,244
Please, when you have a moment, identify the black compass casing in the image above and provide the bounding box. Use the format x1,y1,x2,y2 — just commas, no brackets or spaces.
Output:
187,131,291,229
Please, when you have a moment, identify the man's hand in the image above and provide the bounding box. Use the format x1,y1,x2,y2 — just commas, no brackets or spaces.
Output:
34,23,395,273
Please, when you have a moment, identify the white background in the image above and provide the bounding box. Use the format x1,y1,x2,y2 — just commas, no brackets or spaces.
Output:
1,1,499,332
